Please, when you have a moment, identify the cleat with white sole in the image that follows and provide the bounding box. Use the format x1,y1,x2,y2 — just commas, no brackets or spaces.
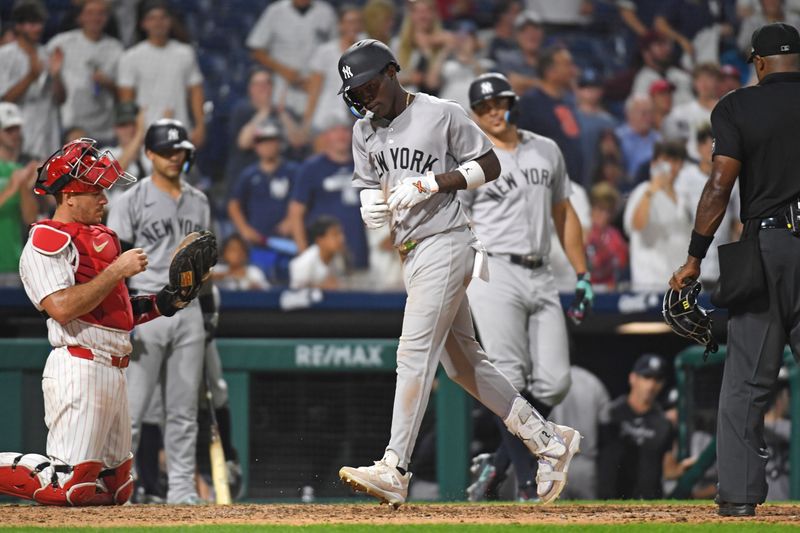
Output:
339,459,411,508
535,424,581,504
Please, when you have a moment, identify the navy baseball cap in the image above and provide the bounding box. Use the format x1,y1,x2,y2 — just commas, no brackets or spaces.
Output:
578,68,603,87
632,354,667,380
748,22,800,63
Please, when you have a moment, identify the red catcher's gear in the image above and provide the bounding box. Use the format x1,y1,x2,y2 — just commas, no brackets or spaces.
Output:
90,454,134,505
0,453,103,506
34,138,136,196
32,221,134,331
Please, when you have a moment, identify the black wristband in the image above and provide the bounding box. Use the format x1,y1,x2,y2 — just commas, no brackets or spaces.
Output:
688,230,714,259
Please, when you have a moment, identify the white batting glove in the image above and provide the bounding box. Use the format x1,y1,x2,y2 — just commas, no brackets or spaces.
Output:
360,202,391,229
387,172,439,211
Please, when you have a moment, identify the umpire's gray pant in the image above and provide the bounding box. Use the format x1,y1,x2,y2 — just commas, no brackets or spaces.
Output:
718,228,800,504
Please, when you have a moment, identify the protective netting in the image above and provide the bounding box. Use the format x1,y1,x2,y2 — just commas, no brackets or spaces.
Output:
248,372,396,499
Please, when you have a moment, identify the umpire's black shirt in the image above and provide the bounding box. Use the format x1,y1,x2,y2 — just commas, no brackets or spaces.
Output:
710,72,800,220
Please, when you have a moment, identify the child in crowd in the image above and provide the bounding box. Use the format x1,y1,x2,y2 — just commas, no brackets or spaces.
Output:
289,216,345,290
212,234,270,291
587,182,628,289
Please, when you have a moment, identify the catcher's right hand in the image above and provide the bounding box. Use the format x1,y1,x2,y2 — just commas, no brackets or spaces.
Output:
156,230,218,317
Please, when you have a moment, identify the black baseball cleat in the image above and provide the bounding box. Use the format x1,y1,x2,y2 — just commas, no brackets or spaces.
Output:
717,501,756,517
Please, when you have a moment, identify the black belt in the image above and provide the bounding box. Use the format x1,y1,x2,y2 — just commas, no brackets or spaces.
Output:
760,216,791,230
488,253,545,270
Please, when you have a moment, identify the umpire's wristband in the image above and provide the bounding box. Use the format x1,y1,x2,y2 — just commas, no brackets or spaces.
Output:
688,230,714,259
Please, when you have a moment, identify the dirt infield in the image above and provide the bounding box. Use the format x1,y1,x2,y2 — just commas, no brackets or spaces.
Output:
3,503,800,527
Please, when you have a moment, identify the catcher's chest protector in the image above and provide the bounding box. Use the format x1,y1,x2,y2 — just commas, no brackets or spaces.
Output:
32,221,134,330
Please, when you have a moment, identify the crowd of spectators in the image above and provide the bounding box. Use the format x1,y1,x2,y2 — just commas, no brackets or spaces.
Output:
0,0,795,504
0,0,797,293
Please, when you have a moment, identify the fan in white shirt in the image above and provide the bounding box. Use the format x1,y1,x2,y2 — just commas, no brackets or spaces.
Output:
624,140,693,292
289,216,345,290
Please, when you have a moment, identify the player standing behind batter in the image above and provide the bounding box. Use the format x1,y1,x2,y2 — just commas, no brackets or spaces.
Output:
336,39,581,508
107,119,211,504
461,73,592,500
0,138,192,505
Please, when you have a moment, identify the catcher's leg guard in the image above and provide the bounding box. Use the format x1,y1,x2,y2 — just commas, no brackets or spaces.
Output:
0,452,50,500
93,454,134,505
33,459,104,506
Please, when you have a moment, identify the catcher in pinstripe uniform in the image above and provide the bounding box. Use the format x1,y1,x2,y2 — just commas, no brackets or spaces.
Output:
0,138,206,505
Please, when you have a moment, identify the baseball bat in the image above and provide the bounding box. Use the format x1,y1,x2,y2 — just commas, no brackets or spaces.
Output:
205,368,232,505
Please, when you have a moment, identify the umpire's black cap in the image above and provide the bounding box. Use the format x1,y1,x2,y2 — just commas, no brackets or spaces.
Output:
338,39,400,94
144,119,195,154
748,22,800,63
468,72,518,109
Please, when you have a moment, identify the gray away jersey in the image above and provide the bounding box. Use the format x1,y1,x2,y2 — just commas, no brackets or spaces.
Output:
460,129,571,257
352,92,493,246
106,176,210,294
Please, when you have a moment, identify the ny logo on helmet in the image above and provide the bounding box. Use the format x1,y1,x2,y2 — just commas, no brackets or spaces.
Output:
481,82,493,95
342,65,353,79
167,128,179,141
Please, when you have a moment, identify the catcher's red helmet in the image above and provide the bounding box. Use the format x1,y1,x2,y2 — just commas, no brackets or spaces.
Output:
34,138,136,196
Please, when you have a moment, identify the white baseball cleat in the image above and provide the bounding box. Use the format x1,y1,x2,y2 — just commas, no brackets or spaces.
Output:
339,458,411,509
503,398,582,504
535,424,581,504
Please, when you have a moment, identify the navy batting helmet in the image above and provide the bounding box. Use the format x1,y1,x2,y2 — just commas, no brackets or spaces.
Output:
338,39,400,118
468,72,518,109
144,119,195,171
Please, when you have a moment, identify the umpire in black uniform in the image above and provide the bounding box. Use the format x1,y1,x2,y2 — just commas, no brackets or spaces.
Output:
670,22,800,517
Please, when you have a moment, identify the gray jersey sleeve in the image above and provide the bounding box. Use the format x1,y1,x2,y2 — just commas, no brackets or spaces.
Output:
351,124,380,190
446,101,494,164
106,183,136,244
550,140,572,205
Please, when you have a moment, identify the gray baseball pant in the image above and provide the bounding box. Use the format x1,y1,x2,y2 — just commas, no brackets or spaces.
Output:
386,226,522,469
467,258,571,407
128,301,205,503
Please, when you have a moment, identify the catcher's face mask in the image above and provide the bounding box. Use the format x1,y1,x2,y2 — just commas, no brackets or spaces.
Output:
34,138,136,196
663,281,719,357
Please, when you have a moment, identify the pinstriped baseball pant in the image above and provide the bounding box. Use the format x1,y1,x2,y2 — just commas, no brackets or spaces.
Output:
42,347,131,469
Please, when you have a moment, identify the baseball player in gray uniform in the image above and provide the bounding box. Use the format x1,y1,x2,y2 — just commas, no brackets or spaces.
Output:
107,119,210,504
461,73,593,500
336,40,581,508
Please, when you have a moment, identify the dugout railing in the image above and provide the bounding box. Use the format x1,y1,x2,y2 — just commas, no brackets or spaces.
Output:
0,338,472,501
674,345,799,499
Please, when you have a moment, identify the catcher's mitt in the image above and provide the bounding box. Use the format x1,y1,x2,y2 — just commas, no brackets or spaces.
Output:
156,231,218,317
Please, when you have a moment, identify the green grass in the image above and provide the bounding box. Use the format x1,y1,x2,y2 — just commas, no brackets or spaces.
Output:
1,525,798,532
